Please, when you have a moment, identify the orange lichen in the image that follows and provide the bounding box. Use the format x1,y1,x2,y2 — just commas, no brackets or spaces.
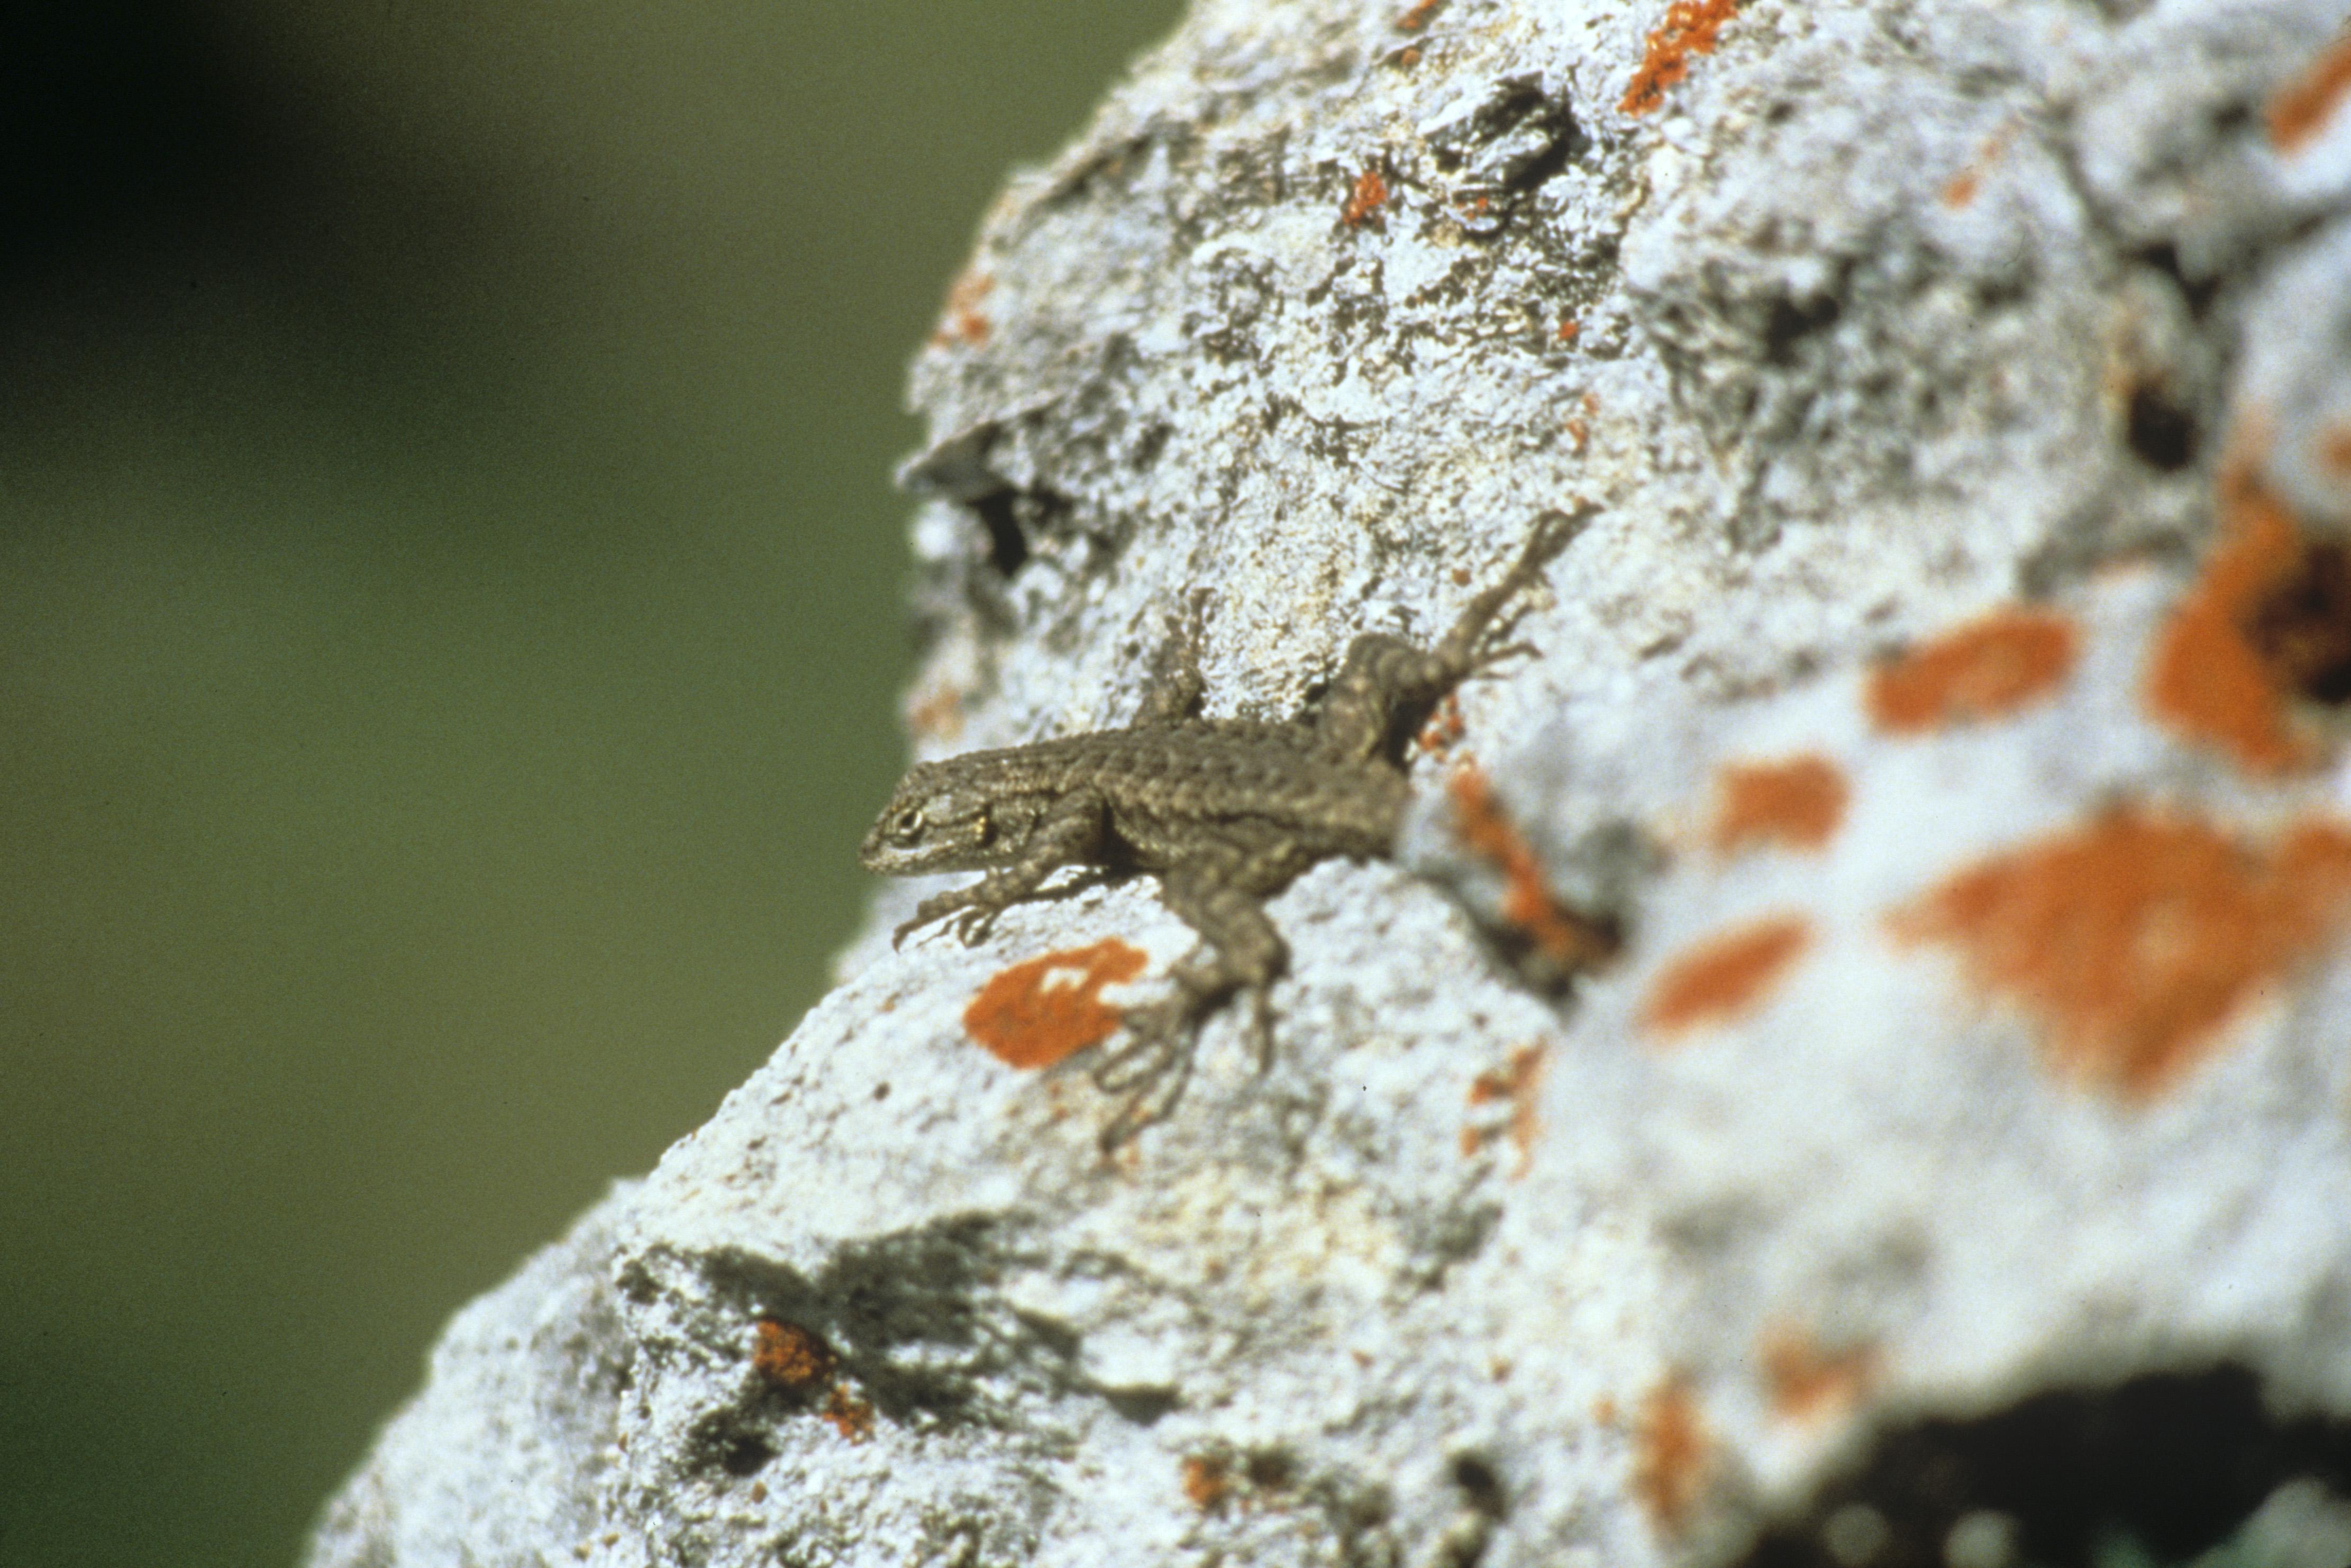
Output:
1642,915,1812,1038
1181,1454,1231,1511
929,270,995,348
1711,754,1849,854
2145,459,2316,772
1867,609,2078,733
1890,806,2351,1096
1343,167,1391,227
1565,416,1589,453
2267,30,2351,152
822,1384,876,1443
1463,1044,1547,1177
1557,316,1580,342
1620,0,1744,116
1448,765,1620,973
1465,1059,1515,1105
2320,422,2351,477
1633,1375,1714,1533
1396,0,1443,31
963,940,1149,1069
1940,126,2012,209
1416,694,1466,756
1760,1325,1880,1421
751,1319,835,1392
906,681,964,742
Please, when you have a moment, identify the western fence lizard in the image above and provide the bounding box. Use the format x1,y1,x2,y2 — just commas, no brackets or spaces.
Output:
862,508,1585,1146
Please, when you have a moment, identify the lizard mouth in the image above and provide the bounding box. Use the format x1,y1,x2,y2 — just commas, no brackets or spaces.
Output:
856,827,905,871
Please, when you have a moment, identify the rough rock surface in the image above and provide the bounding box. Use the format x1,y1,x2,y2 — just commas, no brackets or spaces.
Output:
311,1,2351,1565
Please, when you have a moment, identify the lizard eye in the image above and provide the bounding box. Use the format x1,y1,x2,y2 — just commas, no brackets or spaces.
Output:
890,806,926,841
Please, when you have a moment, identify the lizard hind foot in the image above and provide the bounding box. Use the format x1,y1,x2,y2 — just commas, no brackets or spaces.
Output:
1518,503,1592,578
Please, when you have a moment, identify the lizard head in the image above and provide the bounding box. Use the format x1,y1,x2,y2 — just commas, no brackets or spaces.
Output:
860,760,1018,876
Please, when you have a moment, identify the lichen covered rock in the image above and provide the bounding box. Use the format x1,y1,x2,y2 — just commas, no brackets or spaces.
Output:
311,2,2351,1565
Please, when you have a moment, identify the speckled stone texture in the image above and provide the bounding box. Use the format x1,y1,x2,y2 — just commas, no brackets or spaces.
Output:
310,2,2351,1565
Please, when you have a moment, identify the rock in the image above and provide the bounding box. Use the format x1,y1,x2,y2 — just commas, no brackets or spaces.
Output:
309,1,2351,1564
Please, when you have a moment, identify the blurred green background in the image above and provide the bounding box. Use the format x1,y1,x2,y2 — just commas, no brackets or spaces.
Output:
0,3,1182,1563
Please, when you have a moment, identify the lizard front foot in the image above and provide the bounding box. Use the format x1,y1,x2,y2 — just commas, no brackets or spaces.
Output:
1091,1037,1196,1152
1088,968,1278,1150
892,893,999,949
1089,989,1216,1150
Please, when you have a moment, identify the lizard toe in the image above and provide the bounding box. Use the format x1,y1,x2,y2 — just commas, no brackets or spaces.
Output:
1246,988,1277,1073
1095,1032,1195,1152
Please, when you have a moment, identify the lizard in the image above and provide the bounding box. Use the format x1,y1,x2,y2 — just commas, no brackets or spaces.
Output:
861,507,1587,1147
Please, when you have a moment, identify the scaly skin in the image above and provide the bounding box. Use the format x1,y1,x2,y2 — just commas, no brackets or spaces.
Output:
862,507,1587,1147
